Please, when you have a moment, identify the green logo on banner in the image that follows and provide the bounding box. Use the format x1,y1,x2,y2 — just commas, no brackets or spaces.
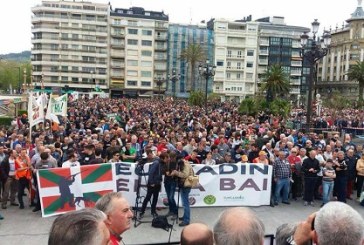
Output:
204,195,216,205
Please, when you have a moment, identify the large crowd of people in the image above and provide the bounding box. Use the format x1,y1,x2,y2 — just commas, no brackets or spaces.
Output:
0,96,364,243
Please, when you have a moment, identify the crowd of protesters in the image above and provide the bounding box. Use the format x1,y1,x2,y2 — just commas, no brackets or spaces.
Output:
0,96,364,221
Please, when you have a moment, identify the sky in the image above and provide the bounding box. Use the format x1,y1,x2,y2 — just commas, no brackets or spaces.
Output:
0,0,359,54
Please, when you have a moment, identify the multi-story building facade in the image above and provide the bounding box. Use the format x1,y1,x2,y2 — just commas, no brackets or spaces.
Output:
31,1,109,92
256,17,309,104
109,7,168,98
167,23,214,97
317,1,364,100
207,17,259,102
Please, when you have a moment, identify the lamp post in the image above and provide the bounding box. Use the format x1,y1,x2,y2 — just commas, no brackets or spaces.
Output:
167,68,179,97
198,60,216,111
155,77,165,100
300,19,331,133
22,68,34,93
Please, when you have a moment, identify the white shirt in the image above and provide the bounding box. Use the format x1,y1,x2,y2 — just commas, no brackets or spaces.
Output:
62,160,80,168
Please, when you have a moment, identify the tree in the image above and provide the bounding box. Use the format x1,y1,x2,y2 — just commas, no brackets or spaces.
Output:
347,60,364,102
180,44,206,92
238,98,258,116
260,64,290,101
269,99,291,119
188,91,204,107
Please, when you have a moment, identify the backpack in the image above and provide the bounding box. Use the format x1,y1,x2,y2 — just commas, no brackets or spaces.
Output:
151,215,173,231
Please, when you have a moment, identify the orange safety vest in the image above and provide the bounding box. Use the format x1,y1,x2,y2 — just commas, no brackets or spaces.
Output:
15,156,31,180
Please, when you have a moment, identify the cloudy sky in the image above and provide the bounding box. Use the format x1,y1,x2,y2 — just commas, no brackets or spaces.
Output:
0,0,359,54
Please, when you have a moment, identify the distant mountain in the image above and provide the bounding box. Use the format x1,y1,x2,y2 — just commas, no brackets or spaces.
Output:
0,51,31,62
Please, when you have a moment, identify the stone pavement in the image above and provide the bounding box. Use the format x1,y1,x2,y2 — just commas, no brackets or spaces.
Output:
0,199,363,245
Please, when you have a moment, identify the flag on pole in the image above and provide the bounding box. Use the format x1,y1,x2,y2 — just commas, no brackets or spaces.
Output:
46,94,68,117
28,93,45,127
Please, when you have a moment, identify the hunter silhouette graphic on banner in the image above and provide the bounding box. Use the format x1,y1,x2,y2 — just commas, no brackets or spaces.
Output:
37,164,114,217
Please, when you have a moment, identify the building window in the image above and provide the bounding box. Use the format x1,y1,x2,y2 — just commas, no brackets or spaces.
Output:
237,50,242,58
247,50,254,56
127,80,137,86
72,77,78,83
246,73,253,79
141,50,152,56
142,30,152,36
127,60,138,66
128,20,138,26
127,70,138,76
216,61,224,66
227,62,231,69
246,62,253,68
141,71,152,77
226,73,231,79
141,61,152,67
237,62,241,69
142,40,152,46
127,39,138,45
128,29,138,35
227,50,232,57
237,73,241,79
141,81,151,86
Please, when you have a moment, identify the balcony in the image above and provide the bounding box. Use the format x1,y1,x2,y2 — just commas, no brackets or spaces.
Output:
290,79,301,85
110,32,125,37
154,55,167,60
110,42,125,49
227,55,245,60
259,59,268,65
291,69,302,76
155,45,167,51
260,40,269,46
110,50,125,58
291,61,302,67
259,50,268,55
155,35,168,41
154,65,167,71
292,41,301,48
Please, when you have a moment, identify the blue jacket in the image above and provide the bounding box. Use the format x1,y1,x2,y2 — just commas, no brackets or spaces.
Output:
148,159,163,185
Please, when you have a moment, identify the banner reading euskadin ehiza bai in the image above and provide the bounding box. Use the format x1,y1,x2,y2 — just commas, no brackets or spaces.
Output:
37,163,272,217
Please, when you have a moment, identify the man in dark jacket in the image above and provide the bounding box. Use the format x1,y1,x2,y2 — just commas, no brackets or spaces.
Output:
302,150,320,206
139,152,169,219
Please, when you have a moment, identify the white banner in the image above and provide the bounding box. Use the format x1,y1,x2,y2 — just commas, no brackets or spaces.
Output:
28,93,45,127
37,163,272,217
46,94,67,117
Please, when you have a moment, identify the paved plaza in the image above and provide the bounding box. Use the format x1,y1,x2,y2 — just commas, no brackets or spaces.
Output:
0,199,363,245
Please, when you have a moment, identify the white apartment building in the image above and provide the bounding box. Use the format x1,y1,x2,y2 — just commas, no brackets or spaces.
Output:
208,18,259,102
31,1,109,92
109,7,168,98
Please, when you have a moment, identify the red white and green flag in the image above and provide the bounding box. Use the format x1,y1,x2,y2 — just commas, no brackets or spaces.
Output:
37,164,115,217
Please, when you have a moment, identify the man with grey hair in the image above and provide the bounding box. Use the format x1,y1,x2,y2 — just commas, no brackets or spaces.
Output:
213,207,265,245
48,208,110,245
290,202,364,245
275,223,310,245
95,192,133,245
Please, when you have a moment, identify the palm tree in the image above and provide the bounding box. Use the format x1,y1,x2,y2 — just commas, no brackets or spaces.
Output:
261,64,290,102
180,44,206,92
347,61,364,102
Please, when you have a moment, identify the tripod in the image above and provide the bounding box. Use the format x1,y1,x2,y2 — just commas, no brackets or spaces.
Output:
167,177,180,243
133,163,152,228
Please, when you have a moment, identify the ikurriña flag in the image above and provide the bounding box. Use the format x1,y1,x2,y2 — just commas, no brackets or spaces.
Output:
37,164,115,217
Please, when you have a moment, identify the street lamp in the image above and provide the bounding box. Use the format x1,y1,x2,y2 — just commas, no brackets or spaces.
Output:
155,77,165,100
22,68,34,93
167,68,180,97
300,19,331,132
198,60,216,111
